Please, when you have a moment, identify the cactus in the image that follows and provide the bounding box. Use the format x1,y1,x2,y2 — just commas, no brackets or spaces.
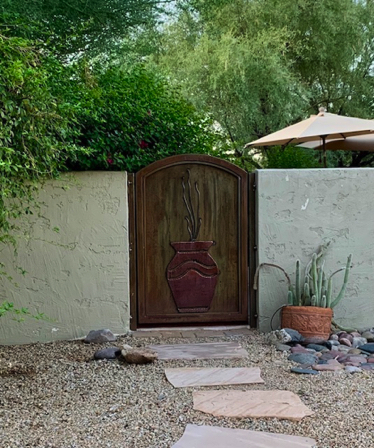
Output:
253,243,352,309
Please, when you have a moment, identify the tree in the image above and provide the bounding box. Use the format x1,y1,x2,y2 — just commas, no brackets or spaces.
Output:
1,0,172,58
0,31,83,246
62,63,226,172
155,0,374,167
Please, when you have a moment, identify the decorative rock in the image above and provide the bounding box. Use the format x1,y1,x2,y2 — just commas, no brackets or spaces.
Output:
122,344,133,352
329,340,340,346
94,347,121,360
122,348,158,364
306,344,329,353
290,346,311,354
368,358,374,363
345,366,362,374
358,343,374,353
288,353,318,366
282,328,305,343
302,337,328,345
84,329,117,343
345,355,367,364
312,359,344,371
266,329,292,345
350,332,362,338
291,367,319,375
339,338,352,347
361,331,374,342
348,348,362,355
329,334,339,341
337,345,351,352
275,343,291,352
352,337,367,348
361,363,374,370
320,352,336,361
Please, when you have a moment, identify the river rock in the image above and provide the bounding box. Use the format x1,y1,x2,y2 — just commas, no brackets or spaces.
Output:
266,329,292,345
288,353,318,365
313,359,344,371
306,344,329,352
303,337,328,345
84,329,117,343
282,328,305,342
348,348,362,355
329,334,339,341
352,337,367,348
345,355,367,364
291,367,319,375
345,366,362,373
275,343,291,352
122,348,158,364
358,343,374,353
339,338,352,347
94,347,121,360
361,363,374,370
350,332,362,338
361,331,374,342
290,346,311,354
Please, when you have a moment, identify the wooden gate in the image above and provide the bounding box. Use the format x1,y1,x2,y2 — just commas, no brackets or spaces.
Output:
129,155,256,328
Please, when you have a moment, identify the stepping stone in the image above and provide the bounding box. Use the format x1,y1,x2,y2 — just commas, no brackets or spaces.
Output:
147,342,248,360
165,367,264,388
172,424,316,448
193,390,314,421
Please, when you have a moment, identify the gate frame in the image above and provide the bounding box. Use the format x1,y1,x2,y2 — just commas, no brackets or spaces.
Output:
128,155,257,330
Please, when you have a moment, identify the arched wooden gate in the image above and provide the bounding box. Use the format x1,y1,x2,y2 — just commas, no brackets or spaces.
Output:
128,155,256,329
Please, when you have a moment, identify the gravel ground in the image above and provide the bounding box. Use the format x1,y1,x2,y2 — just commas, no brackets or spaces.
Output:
1,330,373,448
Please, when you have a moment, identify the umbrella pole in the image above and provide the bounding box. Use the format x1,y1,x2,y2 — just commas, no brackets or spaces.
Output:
322,136,327,168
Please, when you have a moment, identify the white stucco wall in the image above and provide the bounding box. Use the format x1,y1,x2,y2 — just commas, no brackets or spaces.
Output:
256,169,374,333
0,172,130,345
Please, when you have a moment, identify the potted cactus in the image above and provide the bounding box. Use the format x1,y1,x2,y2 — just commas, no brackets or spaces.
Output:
254,243,352,338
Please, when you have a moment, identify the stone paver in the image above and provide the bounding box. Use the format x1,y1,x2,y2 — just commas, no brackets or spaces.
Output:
148,342,248,360
165,367,264,388
172,424,316,448
224,328,253,336
194,330,226,338
193,390,314,421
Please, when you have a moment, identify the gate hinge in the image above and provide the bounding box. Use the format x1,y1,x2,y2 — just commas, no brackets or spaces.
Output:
252,183,256,191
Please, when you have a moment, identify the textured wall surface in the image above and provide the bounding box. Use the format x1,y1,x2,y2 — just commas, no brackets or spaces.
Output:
257,169,374,333
0,172,129,345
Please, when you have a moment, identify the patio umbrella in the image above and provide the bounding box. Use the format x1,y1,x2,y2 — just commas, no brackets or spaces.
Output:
298,134,374,152
245,108,374,166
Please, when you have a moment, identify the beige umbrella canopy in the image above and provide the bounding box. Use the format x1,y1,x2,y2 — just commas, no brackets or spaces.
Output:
298,134,374,152
245,108,374,166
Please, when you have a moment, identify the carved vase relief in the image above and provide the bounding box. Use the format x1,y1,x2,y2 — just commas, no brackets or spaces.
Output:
166,170,219,313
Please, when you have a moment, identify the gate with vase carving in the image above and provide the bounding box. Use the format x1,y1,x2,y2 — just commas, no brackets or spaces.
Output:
128,154,256,329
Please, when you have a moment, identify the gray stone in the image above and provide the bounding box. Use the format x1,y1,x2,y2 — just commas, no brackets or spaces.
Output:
339,338,352,347
361,363,374,370
122,348,158,364
265,329,292,345
306,344,329,352
275,343,291,352
358,343,374,353
345,366,362,374
352,337,367,348
329,340,340,346
94,347,121,360
84,329,117,343
291,367,319,375
288,353,318,366
282,328,305,343
329,334,339,341
361,331,374,342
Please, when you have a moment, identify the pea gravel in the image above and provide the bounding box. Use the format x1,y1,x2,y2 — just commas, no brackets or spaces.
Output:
1,330,373,448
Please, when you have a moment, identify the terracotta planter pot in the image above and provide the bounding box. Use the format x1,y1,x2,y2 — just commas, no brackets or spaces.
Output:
167,241,219,313
281,305,333,339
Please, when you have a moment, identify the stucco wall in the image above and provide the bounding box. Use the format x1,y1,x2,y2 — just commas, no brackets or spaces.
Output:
256,168,374,333
0,172,130,345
